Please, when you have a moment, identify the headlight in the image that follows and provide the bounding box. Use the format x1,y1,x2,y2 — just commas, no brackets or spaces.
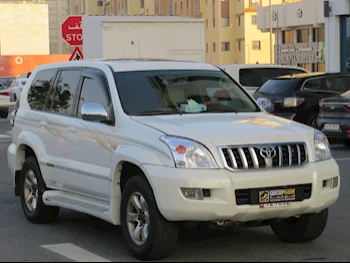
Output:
314,130,332,162
160,136,218,168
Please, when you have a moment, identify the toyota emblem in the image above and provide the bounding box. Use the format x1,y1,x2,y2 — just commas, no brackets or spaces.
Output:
260,146,277,159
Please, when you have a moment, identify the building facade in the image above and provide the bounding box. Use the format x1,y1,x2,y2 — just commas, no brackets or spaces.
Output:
324,0,350,72
0,2,50,55
257,0,325,72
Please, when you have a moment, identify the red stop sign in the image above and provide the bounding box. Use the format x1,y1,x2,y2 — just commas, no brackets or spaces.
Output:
62,16,83,46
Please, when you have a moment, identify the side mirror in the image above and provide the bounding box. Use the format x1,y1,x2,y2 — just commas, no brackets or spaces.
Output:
256,98,274,114
81,102,109,123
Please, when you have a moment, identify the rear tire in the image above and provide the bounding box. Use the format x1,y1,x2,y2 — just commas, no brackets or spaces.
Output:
308,113,318,129
120,176,179,261
19,157,60,224
271,208,328,243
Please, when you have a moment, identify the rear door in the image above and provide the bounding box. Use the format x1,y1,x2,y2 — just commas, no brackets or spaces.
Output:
297,76,350,117
42,68,83,190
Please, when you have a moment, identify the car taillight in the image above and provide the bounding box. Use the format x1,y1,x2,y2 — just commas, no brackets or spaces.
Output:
2,92,10,96
283,97,305,108
319,102,325,108
344,104,350,111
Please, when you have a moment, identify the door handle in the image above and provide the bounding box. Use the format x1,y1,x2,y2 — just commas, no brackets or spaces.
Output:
39,120,48,127
68,125,78,133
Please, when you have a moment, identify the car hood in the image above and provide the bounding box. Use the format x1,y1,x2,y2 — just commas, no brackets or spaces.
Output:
131,112,315,148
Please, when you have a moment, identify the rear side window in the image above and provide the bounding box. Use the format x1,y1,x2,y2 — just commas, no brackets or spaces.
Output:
239,68,306,87
303,76,350,93
27,69,57,111
50,70,81,115
258,79,298,94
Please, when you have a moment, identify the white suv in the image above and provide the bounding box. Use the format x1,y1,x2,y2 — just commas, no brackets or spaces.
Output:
7,60,340,260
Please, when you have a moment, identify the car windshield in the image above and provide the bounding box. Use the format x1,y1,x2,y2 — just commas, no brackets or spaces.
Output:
257,79,298,95
0,78,15,88
114,70,260,116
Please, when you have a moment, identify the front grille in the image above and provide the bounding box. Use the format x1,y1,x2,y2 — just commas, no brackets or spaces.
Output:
219,143,308,170
235,184,312,205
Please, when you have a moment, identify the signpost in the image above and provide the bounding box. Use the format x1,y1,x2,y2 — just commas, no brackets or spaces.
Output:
69,47,84,61
61,16,83,46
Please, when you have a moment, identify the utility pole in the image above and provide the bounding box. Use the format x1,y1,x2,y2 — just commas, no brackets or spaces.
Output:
269,0,273,64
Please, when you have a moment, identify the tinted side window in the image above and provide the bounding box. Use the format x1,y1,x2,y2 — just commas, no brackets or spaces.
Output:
27,69,57,111
77,74,111,117
51,70,81,115
303,79,321,91
239,68,306,87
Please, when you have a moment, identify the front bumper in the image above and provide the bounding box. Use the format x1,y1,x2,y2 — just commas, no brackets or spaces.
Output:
142,158,340,222
317,117,350,139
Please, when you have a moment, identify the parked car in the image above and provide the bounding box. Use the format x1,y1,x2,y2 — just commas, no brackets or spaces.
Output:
219,64,308,95
0,82,9,119
253,72,350,127
9,78,28,102
8,60,339,260
0,76,16,89
317,89,350,144
18,72,31,78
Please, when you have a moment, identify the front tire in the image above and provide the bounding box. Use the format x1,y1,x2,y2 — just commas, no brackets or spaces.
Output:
120,176,179,261
271,208,328,243
19,157,60,224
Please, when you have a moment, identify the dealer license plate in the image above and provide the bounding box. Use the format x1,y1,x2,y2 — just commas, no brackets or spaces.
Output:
259,188,296,203
323,124,340,131
260,202,292,208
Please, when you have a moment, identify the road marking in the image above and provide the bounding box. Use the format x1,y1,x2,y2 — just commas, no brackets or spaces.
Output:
0,134,11,138
335,157,350,161
41,243,111,262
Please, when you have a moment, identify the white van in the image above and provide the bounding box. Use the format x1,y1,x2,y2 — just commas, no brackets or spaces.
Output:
220,64,308,96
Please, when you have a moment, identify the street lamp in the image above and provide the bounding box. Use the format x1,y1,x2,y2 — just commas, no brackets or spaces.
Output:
269,0,273,65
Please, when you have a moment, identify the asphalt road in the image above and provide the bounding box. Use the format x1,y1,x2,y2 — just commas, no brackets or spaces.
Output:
0,118,349,262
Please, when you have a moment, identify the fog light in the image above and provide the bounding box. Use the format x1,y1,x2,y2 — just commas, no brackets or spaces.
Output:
181,188,203,200
330,177,339,189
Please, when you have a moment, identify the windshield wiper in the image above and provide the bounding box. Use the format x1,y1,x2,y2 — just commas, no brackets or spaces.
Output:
132,110,180,116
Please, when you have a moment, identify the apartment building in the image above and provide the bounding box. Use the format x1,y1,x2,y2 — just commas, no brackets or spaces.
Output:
67,0,105,15
0,2,50,55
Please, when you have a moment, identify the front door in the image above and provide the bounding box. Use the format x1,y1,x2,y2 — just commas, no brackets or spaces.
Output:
64,68,114,200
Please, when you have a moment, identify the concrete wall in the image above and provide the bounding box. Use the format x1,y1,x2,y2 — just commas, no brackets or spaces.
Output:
0,3,50,55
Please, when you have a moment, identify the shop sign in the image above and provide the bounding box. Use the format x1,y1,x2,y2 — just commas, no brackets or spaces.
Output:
276,42,324,64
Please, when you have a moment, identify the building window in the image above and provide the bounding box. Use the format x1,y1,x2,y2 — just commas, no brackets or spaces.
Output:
252,41,261,50
213,43,216,52
312,27,325,42
181,1,183,9
250,0,260,8
221,42,230,51
252,15,257,25
238,41,241,51
206,43,208,53
238,17,240,26
297,29,309,43
221,17,229,27
206,19,208,28
282,30,295,44
97,0,103,7
187,0,189,8
140,0,144,8
213,18,216,27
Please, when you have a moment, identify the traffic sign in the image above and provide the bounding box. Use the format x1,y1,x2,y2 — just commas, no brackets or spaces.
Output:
69,47,84,61
62,16,83,46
